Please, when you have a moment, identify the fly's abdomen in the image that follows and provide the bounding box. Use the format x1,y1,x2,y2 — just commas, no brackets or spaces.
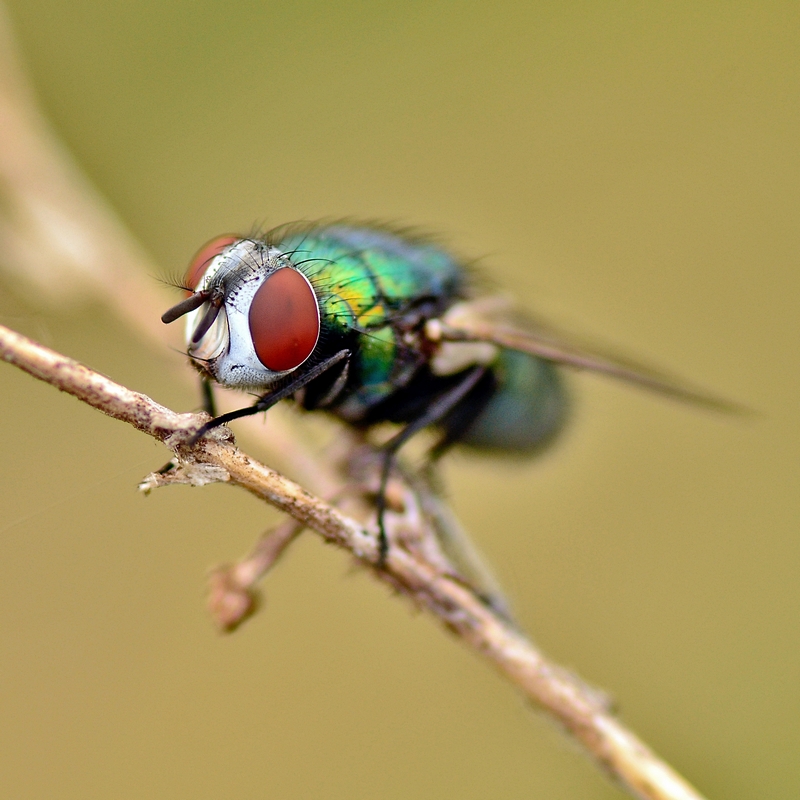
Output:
457,350,568,452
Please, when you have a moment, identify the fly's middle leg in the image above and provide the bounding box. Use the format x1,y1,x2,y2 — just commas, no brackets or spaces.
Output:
374,365,487,566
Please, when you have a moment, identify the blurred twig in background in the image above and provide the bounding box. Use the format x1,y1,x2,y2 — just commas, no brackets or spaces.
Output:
0,6,711,800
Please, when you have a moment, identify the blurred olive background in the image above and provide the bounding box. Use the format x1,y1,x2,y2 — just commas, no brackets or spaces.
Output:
1,2,798,798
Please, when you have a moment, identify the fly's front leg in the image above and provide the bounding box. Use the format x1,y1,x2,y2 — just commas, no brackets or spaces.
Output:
189,349,352,444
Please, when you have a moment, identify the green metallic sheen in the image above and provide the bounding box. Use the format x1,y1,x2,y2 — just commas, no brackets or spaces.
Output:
459,349,565,451
277,225,467,419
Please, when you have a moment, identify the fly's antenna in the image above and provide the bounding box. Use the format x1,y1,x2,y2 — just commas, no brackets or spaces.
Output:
161,290,211,324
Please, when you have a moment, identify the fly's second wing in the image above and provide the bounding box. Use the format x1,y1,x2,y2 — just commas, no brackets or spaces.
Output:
430,298,743,413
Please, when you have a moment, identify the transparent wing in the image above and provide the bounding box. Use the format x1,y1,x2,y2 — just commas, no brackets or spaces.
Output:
433,297,746,413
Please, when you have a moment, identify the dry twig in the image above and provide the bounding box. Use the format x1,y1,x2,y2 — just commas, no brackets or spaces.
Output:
1,323,707,800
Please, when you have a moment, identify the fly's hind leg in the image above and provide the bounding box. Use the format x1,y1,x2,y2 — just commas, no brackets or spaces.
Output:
374,365,486,566
416,459,517,625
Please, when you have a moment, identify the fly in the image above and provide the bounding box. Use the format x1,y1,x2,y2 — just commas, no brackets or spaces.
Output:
161,222,733,562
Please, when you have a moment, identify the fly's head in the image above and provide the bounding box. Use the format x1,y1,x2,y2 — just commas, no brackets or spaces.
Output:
162,236,321,390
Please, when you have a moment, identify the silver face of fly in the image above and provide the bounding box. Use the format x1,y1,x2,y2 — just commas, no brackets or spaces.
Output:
181,237,321,390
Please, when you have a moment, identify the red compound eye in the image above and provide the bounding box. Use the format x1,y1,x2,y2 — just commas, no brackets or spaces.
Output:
249,268,320,372
185,234,239,293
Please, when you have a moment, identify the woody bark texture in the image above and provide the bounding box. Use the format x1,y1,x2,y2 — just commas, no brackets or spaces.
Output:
1,323,705,800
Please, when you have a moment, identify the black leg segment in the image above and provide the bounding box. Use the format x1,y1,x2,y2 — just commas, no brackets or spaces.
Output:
374,365,487,564
189,349,351,444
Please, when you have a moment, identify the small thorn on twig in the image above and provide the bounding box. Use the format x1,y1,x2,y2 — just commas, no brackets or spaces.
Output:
206,517,305,630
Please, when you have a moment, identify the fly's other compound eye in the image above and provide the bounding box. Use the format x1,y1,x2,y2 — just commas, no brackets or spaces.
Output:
249,268,320,372
185,234,240,292
162,234,241,326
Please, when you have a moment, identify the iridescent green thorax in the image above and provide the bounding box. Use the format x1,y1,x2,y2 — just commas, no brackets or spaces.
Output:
276,225,465,327
275,225,468,417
